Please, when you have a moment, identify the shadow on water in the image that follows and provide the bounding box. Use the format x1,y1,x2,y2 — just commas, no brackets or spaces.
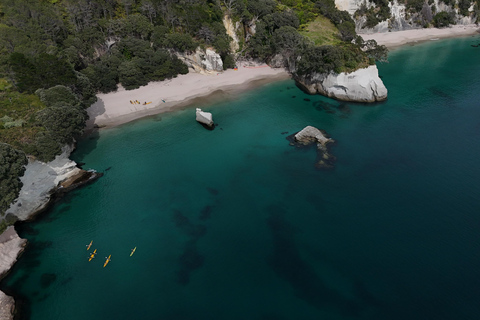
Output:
71,130,101,166
265,204,361,317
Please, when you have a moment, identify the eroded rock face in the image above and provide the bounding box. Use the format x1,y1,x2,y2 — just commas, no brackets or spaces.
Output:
288,126,336,169
0,290,14,320
6,144,102,221
178,48,223,74
0,226,27,320
196,108,214,129
339,0,476,32
223,15,240,52
295,65,387,103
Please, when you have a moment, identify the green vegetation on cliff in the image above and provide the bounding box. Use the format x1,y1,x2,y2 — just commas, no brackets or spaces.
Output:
0,0,387,219
0,143,27,225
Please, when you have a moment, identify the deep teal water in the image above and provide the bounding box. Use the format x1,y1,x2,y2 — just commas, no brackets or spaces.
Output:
3,35,480,320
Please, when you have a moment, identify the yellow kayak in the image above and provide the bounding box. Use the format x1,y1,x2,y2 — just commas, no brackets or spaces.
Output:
104,255,111,267
88,249,97,261
86,241,92,250
130,247,136,257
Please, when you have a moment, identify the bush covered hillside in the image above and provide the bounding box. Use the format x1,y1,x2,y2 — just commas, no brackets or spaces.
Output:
353,0,479,30
0,0,387,220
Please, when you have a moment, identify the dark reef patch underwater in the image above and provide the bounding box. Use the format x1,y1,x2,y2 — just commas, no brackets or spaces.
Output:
2,34,480,320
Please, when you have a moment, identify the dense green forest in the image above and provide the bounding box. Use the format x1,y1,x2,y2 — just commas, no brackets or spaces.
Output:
0,0,386,222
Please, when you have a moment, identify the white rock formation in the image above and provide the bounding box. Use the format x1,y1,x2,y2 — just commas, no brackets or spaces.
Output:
292,126,336,169
1,144,101,317
295,126,333,147
6,145,84,221
0,226,27,320
335,0,369,15
196,108,214,128
223,15,240,52
341,0,477,32
177,48,223,74
0,291,14,320
296,65,387,102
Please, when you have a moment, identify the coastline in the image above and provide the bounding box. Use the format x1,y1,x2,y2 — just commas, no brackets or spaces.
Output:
2,26,480,317
360,24,480,49
87,62,290,130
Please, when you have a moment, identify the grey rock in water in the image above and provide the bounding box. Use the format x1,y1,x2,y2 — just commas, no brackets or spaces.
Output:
295,65,387,102
196,108,214,129
289,126,336,169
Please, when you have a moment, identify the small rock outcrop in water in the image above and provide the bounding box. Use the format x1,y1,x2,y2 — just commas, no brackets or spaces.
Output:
196,108,214,130
0,226,27,320
288,126,336,169
295,65,387,102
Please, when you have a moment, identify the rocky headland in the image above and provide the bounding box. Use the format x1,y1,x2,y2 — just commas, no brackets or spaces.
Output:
0,144,102,319
294,65,388,102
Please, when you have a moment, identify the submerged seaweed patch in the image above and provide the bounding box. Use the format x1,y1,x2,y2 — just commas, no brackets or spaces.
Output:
265,205,361,316
40,273,56,288
176,240,204,285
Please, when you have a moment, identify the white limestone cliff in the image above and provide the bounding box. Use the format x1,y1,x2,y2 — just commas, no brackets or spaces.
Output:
0,291,14,320
336,0,477,32
223,15,240,52
0,226,28,320
295,65,388,102
177,48,223,74
1,144,101,317
6,144,99,221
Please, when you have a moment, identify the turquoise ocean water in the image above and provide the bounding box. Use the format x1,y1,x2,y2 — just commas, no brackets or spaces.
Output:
2,35,480,320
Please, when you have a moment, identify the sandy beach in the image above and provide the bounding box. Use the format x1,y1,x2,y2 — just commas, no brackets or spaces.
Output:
87,25,480,129
360,24,480,48
87,62,290,129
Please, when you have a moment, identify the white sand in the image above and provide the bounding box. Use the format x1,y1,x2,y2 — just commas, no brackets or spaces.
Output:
360,24,480,48
87,62,289,129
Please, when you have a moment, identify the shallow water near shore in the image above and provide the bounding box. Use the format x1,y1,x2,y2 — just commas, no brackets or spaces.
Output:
3,35,480,319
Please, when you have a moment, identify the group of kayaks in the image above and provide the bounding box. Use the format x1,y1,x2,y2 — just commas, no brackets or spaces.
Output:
86,241,136,267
